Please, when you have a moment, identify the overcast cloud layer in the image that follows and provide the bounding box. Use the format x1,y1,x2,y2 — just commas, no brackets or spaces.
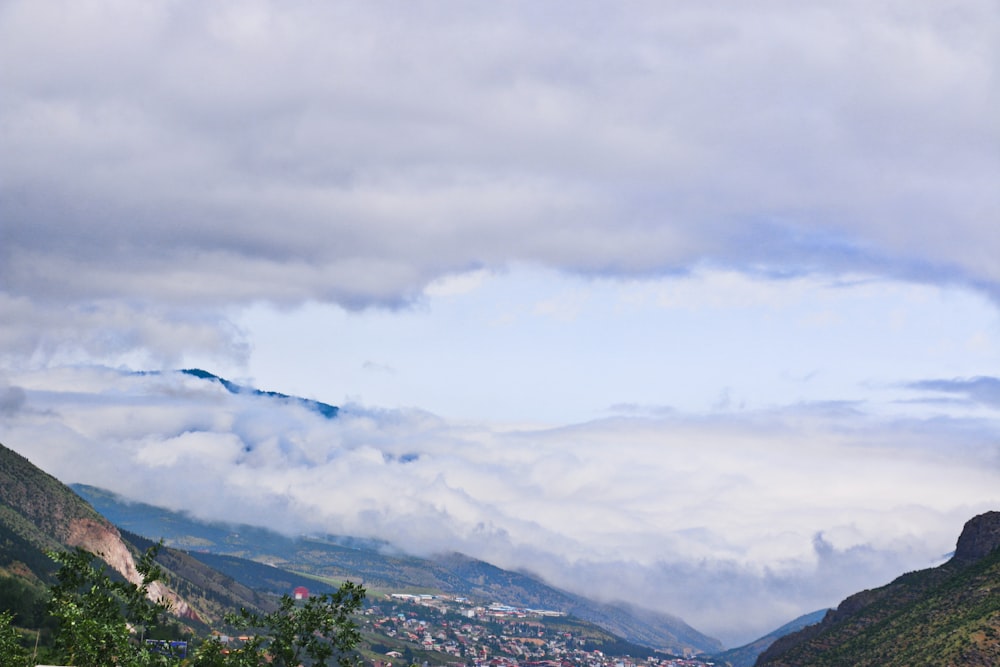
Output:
4,3,1000,320
2,0,1000,649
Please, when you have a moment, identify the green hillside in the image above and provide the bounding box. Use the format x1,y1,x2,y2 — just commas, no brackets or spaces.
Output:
175,550,347,597
756,512,1000,666
0,443,273,634
0,444,113,626
0,446,106,565
124,531,276,626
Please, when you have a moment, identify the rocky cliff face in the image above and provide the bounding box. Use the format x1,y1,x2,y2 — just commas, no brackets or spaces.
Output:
65,516,198,621
951,510,1000,565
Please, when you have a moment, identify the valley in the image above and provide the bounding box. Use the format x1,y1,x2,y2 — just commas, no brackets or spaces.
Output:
72,483,723,661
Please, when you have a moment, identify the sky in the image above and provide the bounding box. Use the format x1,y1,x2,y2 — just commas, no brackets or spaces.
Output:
2,0,1000,648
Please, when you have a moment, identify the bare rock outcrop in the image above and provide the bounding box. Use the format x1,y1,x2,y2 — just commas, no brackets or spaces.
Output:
66,517,199,621
951,510,1000,565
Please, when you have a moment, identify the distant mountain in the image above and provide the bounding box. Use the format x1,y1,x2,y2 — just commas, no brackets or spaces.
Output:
712,609,828,667
73,483,723,655
0,442,271,632
179,368,339,418
756,511,1000,666
430,552,723,654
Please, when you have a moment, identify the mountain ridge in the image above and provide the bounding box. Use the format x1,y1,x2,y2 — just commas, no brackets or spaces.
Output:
179,368,339,418
711,609,829,667
755,511,1000,666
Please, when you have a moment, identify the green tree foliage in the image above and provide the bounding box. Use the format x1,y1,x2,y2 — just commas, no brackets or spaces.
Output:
193,582,365,667
10,540,366,667
0,610,29,667
46,544,177,667
0,575,49,629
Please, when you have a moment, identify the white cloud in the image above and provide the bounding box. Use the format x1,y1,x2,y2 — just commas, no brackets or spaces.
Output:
424,270,492,298
0,296,249,370
2,367,998,644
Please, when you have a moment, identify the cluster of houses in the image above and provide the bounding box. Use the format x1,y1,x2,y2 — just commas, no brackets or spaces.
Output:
359,593,717,667
386,594,566,620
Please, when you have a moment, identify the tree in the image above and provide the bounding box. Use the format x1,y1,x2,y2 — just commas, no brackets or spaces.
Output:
0,610,29,667
40,543,365,667
194,582,365,667
46,544,176,667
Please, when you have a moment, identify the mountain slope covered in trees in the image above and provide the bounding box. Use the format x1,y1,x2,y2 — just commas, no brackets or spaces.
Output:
756,511,1000,666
